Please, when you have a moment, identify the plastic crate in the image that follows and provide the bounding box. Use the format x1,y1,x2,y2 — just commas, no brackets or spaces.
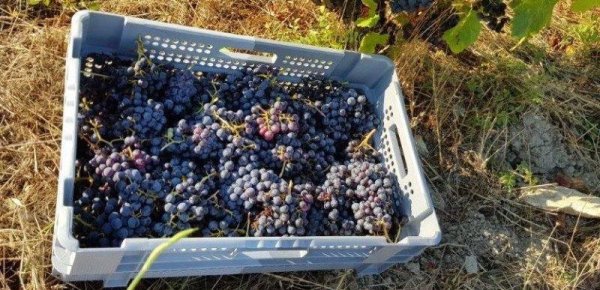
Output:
52,10,441,287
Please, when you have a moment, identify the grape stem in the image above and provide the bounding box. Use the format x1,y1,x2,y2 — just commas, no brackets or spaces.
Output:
81,70,113,79
128,228,197,290
74,215,94,230
355,128,377,153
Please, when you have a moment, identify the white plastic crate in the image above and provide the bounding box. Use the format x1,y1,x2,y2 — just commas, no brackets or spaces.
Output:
52,10,441,287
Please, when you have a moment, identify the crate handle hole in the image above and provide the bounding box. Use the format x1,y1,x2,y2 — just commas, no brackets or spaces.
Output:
388,125,408,178
219,47,277,64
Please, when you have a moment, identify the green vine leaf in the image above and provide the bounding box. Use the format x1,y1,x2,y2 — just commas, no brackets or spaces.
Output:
358,32,389,54
356,14,380,28
356,0,380,28
28,0,50,6
511,0,558,39
572,0,600,12
509,0,522,9
361,0,377,10
442,10,481,54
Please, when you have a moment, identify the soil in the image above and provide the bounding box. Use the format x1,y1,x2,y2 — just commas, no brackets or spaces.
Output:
507,112,600,193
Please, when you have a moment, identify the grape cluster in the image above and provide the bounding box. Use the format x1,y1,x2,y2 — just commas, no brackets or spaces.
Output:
389,0,434,13
116,99,167,139
474,0,509,33
73,51,404,248
163,70,199,115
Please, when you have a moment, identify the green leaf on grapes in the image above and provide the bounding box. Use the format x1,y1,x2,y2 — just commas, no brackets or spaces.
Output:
442,10,481,54
356,14,380,28
572,0,600,12
358,32,389,54
27,0,42,5
511,0,558,39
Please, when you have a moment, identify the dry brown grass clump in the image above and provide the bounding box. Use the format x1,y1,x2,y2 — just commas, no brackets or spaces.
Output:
0,15,67,289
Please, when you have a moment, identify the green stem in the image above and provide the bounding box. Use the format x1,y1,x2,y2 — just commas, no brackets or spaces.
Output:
127,228,197,290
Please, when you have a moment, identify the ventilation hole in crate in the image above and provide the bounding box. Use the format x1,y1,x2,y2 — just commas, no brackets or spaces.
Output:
410,189,414,195
404,185,408,190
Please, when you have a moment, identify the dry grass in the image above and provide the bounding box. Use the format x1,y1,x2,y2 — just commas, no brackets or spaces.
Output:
1,0,599,289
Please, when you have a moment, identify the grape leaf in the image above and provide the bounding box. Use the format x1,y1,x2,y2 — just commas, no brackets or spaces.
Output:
442,10,481,54
509,0,522,9
27,0,42,5
356,0,380,28
356,14,380,28
511,0,558,39
361,0,377,10
358,32,389,54
572,0,600,12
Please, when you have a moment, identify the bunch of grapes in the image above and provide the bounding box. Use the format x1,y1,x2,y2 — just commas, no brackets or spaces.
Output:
163,70,200,116
74,52,405,248
249,101,301,141
474,0,509,32
389,0,434,13
154,158,218,236
115,99,167,139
